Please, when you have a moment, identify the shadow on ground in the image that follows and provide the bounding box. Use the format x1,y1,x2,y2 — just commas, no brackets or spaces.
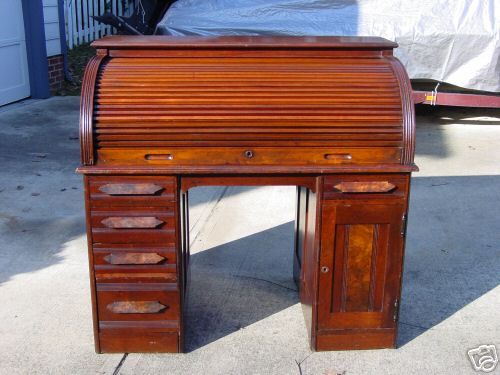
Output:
182,175,500,351
185,221,298,351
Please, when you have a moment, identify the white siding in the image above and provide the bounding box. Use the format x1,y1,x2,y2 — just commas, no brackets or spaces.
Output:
43,0,61,56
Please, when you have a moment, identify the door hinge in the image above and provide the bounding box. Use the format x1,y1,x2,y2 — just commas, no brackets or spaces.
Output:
393,299,399,322
401,214,408,237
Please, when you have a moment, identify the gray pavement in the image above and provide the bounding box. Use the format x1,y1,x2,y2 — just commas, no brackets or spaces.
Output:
0,96,499,374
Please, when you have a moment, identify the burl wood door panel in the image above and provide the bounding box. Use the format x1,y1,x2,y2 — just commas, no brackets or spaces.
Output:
318,202,405,330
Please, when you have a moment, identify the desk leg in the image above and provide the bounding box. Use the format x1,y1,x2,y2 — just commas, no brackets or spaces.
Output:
178,188,191,352
295,185,320,350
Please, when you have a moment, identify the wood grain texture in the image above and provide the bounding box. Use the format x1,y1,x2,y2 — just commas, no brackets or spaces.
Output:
78,36,417,353
97,147,401,167
80,54,106,166
333,181,396,193
107,301,167,314
92,35,398,49
99,183,164,195
77,36,416,169
388,56,416,165
103,252,166,265
101,216,164,229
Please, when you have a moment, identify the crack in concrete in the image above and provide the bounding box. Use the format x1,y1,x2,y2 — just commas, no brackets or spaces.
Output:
399,321,432,331
232,274,298,292
112,353,128,375
189,186,229,247
295,352,313,375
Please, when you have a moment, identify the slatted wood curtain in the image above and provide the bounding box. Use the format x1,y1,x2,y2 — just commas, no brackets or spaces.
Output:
65,0,137,49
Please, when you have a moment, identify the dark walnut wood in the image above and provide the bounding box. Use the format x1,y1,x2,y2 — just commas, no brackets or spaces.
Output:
101,216,164,229
103,252,166,265
78,36,417,354
107,301,168,314
333,181,396,193
99,183,164,195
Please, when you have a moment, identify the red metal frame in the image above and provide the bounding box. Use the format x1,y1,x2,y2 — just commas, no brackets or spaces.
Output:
413,90,500,108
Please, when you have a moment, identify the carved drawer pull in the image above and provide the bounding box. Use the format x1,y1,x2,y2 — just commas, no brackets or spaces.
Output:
99,183,163,195
101,216,164,229
333,181,396,193
107,301,167,314
104,252,166,265
324,153,352,161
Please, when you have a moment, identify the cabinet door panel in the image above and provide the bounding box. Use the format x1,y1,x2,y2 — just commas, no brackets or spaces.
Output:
319,202,404,330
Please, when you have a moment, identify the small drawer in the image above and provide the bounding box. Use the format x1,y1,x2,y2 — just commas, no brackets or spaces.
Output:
323,174,408,200
91,210,175,229
90,208,176,244
99,329,179,353
96,283,180,322
97,147,402,166
93,245,177,283
89,176,177,207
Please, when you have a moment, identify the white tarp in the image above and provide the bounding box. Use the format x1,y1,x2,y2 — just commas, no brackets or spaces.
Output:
156,0,500,92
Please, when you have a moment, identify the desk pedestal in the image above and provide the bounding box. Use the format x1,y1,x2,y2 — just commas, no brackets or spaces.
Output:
83,173,409,352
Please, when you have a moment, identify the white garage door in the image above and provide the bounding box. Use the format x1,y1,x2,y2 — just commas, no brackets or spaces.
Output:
0,0,30,106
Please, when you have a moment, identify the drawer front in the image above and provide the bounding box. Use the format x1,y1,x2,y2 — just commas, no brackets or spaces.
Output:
91,208,176,244
96,283,180,322
99,330,179,353
89,176,177,207
323,174,409,200
97,147,402,166
91,210,175,229
93,245,177,283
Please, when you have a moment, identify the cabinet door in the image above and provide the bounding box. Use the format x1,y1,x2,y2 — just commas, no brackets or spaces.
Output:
318,202,405,330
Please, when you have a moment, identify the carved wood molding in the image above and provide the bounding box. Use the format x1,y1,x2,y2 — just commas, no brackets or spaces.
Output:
80,53,107,165
104,252,166,265
333,181,396,193
99,183,164,195
388,56,416,165
101,216,164,229
107,301,167,314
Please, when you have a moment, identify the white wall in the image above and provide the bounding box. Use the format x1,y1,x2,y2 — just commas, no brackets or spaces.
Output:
43,0,61,56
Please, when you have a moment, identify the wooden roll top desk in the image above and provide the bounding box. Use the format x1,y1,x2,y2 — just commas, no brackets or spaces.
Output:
77,36,417,353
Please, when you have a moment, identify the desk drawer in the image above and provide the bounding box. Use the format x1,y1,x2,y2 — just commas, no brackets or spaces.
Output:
91,208,176,244
93,245,177,283
99,330,179,353
89,176,177,207
97,147,401,166
96,283,180,322
323,174,409,200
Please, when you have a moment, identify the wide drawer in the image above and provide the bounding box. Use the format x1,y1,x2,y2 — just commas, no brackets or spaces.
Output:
99,330,179,353
91,208,176,244
93,245,177,283
97,147,402,166
323,174,409,200
96,283,180,322
88,176,177,207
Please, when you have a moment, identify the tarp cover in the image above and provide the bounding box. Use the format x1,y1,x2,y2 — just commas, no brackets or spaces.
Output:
156,0,500,92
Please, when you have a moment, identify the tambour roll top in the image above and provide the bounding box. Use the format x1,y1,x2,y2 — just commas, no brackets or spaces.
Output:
80,36,416,172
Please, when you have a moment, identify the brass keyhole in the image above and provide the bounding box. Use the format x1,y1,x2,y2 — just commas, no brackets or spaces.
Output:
321,266,329,273
244,150,254,158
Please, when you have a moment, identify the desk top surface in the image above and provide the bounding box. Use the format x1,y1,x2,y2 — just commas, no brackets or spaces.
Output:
92,36,398,50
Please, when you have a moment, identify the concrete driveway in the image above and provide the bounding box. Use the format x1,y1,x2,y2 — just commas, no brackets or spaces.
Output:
0,97,499,374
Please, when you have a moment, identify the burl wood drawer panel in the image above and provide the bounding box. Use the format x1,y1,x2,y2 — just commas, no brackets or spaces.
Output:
96,283,180,322
323,174,409,200
90,207,176,244
97,147,401,167
93,244,177,283
88,176,177,207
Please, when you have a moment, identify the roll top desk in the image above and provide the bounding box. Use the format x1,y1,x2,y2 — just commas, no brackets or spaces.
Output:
77,36,417,353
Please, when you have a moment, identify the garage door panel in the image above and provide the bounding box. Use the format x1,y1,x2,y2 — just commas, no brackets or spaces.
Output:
0,0,30,106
